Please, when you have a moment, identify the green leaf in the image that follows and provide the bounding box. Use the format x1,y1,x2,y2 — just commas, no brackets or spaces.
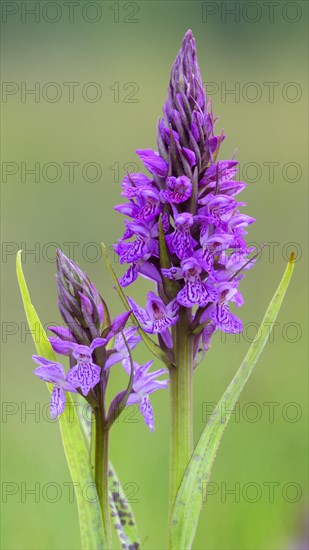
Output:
108,463,142,549
170,255,295,549
102,243,172,368
16,251,106,550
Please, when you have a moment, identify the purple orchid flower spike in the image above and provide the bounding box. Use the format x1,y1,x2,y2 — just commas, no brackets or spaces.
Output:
114,30,256,355
33,356,77,420
122,360,169,431
127,291,179,348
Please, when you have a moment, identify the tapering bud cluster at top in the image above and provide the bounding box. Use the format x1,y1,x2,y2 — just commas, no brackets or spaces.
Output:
56,249,106,345
114,30,255,360
32,250,168,429
158,28,211,181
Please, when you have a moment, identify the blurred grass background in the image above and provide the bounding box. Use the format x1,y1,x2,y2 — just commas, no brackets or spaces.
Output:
1,1,308,549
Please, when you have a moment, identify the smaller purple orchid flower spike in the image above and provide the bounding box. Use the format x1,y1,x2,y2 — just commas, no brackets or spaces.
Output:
127,291,179,348
33,356,77,420
114,29,256,356
122,360,169,431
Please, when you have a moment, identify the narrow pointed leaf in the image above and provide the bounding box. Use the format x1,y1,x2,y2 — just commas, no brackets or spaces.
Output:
109,463,142,549
170,255,295,549
16,251,106,549
102,243,172,368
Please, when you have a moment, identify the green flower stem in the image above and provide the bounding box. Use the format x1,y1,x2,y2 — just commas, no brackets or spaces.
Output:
169,307,194,533
94,406,112,548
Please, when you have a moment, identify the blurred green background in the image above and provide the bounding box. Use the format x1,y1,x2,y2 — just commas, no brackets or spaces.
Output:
1,1,308,549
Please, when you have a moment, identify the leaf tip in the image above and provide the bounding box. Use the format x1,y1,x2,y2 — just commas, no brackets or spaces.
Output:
289,251,296,264
16,249,22,264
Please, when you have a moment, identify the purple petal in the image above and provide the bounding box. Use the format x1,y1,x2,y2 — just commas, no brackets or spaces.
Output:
123,172,153,188
49,337,76,355
153,316,177,334
136,149,168,179
164,175,192,204
145,291,166,318
208,136,218,153
139,396,155,431
161,267,183,280
166,298,180,318
67,362,101,396
126,393,141,405
210,304,243,334
119,265,138,287
33,357,66,385
127,297,150,326
160,328,173,349
48,326,74,340
109,311,132,336
98,302,104,325
202,321,217,351
138,261,162,284
230,214,256,230
114,203,137,218
117,237,148,263
50,386,66,420
90,338,107,352
106,327,142,369
177,282,207,307
141,377,169,395
62,380,78,393
79,292,93,317
182,147,196,167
